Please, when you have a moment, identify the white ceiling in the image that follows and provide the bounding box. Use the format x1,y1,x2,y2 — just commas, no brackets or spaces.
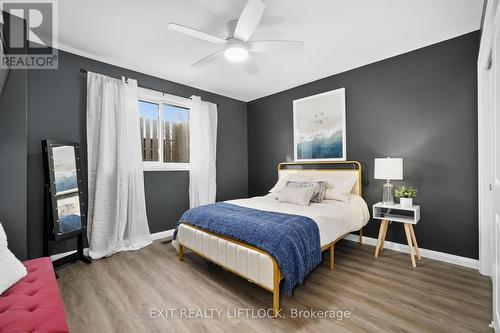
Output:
56,0,483,102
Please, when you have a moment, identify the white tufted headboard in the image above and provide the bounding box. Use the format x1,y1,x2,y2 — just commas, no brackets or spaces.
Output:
277,161,363,196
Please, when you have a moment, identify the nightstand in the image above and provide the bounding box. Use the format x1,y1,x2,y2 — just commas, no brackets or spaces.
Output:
372,202,421,267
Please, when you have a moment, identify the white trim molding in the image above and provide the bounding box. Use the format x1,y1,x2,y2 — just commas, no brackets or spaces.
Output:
143,162,189,172
344,234,479,270
50,229,175,261
50,229,479,270
50,247,89,262
50,250,77,262
477,0,498,278
151,229,175,241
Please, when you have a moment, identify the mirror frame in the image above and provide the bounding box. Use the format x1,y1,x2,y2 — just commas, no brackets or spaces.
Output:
42,139,86,240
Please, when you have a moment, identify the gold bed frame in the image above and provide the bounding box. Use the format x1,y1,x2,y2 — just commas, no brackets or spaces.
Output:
178,161,363,318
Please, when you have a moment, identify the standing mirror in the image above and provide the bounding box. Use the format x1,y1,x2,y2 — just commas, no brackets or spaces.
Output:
42,140,85,239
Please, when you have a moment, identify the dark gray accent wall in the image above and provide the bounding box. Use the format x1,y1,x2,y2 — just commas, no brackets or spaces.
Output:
247,31,480,259
0,68,27,260
26,50,248,258
0,13,28,260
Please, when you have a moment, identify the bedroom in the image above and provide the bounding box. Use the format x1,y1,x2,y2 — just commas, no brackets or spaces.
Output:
0,0,496,332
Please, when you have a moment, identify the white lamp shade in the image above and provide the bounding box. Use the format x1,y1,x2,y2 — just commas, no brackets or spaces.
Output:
374,158,403,180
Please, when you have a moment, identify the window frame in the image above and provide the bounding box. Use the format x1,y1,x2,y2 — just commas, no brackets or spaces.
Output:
138,87,192,172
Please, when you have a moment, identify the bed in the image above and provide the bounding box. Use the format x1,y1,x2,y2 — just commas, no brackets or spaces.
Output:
174,161,369,317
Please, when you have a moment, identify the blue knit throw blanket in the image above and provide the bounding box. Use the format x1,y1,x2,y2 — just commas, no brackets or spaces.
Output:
174,202,322,296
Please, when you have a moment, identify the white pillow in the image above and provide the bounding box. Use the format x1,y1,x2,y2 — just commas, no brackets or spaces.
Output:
0,223,27,295
324,176,358,202
269,174,313,193
279,186,316,206
286,181,328,203
324,191,350,202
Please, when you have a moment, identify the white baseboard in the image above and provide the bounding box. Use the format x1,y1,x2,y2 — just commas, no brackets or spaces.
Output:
50,247,89,262
151,229,174,241
50,250,77,261
50,229,174,261
344,234,479,270
50,230,478,270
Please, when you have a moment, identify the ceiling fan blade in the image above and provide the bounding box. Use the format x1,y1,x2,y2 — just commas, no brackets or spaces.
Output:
190,50,224,67
243,58,259,75
234,0,266,42
168,23,227,45
249,40,304,53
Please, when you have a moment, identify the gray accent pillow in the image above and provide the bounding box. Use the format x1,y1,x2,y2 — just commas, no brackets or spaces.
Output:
286,181,328,203
279,186,316,206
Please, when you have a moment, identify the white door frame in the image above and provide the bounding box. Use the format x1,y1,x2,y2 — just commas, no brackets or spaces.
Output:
478,0,498,277
478,1,500,331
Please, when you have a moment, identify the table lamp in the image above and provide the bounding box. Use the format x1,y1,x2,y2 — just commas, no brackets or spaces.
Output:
374,157,403,204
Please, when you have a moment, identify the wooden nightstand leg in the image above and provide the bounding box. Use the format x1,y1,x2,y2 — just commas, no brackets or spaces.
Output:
375,220,388,258
404,224,416,267
380,221,389,252
409,225,421,260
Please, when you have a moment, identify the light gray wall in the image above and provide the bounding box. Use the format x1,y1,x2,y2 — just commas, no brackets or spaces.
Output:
26,50,248,258
247,31,480,259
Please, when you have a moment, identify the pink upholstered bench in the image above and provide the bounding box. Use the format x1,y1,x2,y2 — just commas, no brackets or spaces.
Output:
0,257,69,332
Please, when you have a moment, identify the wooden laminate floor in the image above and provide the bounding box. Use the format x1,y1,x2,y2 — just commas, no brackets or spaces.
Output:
57,239,492,333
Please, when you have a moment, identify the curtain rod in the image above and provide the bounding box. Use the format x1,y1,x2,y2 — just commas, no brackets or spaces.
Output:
79,68,220,106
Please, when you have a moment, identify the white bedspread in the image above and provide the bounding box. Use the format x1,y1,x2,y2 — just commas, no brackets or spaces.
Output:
226,194,370,247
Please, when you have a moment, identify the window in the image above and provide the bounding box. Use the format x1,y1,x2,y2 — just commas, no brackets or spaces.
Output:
163,104,190,163
139,101,160,162
138,88,191,171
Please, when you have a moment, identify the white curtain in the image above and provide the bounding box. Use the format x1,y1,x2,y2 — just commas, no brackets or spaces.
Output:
86,72,152,259
189,96,218,208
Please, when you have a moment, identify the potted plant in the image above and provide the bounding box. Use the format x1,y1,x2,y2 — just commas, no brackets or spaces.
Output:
395,186,417,207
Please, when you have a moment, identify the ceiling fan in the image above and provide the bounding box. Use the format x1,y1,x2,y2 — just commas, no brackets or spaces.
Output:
168,0,303,75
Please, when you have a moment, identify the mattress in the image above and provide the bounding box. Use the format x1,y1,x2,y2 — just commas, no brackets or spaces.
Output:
225,193,370,247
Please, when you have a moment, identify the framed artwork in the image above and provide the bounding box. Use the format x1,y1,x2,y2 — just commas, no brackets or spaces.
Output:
293,87,346,161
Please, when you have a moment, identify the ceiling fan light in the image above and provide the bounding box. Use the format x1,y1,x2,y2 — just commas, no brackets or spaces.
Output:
224,46,249,62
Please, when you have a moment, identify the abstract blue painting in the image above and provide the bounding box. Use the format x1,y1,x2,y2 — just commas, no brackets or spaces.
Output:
293,88,346,161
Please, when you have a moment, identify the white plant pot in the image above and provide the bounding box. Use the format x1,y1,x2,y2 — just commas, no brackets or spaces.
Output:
400,197,413,207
